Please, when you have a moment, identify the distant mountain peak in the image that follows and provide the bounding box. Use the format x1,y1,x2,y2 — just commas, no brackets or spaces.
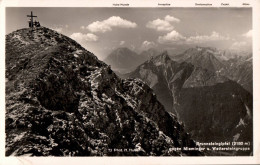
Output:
195,46,217,51
104,47,141,71
151,51,171,66
183,46,219,56
140,48,160,58
114,47,134,52
110,47,138,57
160,50,170,57
172,46,226,72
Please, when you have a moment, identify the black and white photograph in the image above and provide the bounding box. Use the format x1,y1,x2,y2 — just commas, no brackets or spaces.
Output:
1,0,260,164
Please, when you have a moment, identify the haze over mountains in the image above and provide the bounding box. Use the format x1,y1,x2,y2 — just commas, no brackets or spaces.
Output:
108,46,252,94
5,27,204,156
104,47,160,74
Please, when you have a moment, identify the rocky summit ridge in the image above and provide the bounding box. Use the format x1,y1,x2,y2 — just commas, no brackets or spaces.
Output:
5,27,202,156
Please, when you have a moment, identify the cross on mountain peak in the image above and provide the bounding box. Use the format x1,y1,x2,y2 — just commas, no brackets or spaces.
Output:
27,11,40,28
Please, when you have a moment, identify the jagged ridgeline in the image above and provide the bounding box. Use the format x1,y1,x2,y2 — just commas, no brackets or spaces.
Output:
126,50,253,156
5,27,202,156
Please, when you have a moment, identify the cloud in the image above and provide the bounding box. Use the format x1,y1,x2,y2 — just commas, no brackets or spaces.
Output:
165,15,180,23
229,41,252,51
51,25,69,33
146,19,173,31
141,40,156,49
52,27,63,33
146,15,180,32
70,33,98,43
230,41,248,50
232,41,247,47
158,31,230,44
130,44,136,50
86,16,137,33
119,41,125,46
80,26,85,30
242,30,252,38
186,31,230,43
158,30,186,44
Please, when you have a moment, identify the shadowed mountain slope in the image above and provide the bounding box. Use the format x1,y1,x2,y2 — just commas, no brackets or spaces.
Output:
127,51,253,155
5,27,202,156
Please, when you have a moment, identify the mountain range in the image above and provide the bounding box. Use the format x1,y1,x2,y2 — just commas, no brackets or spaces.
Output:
107,46,252,94
126,50,253,155
5,27,202,156
104,47,159,74
172,46,252,93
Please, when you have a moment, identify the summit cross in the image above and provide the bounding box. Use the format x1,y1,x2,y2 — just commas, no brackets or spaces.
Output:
27,11,37,28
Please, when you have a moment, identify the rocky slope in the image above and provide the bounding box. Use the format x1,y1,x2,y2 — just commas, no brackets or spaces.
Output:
222,55,252,93
172,46,252,93
127,51,253,155
126,51,194,113
172,47,226,73
5,27,202,156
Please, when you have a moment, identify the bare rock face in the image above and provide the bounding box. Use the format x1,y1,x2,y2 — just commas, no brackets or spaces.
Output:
172,46,252,94
222,56,252,93
126,52,194,113
5,27,202,156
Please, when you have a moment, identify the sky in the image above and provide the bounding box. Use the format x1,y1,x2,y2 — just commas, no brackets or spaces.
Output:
6,7,252,60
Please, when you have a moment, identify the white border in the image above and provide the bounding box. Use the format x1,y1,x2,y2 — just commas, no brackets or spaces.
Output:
0,0,259,164
0,0,256,7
